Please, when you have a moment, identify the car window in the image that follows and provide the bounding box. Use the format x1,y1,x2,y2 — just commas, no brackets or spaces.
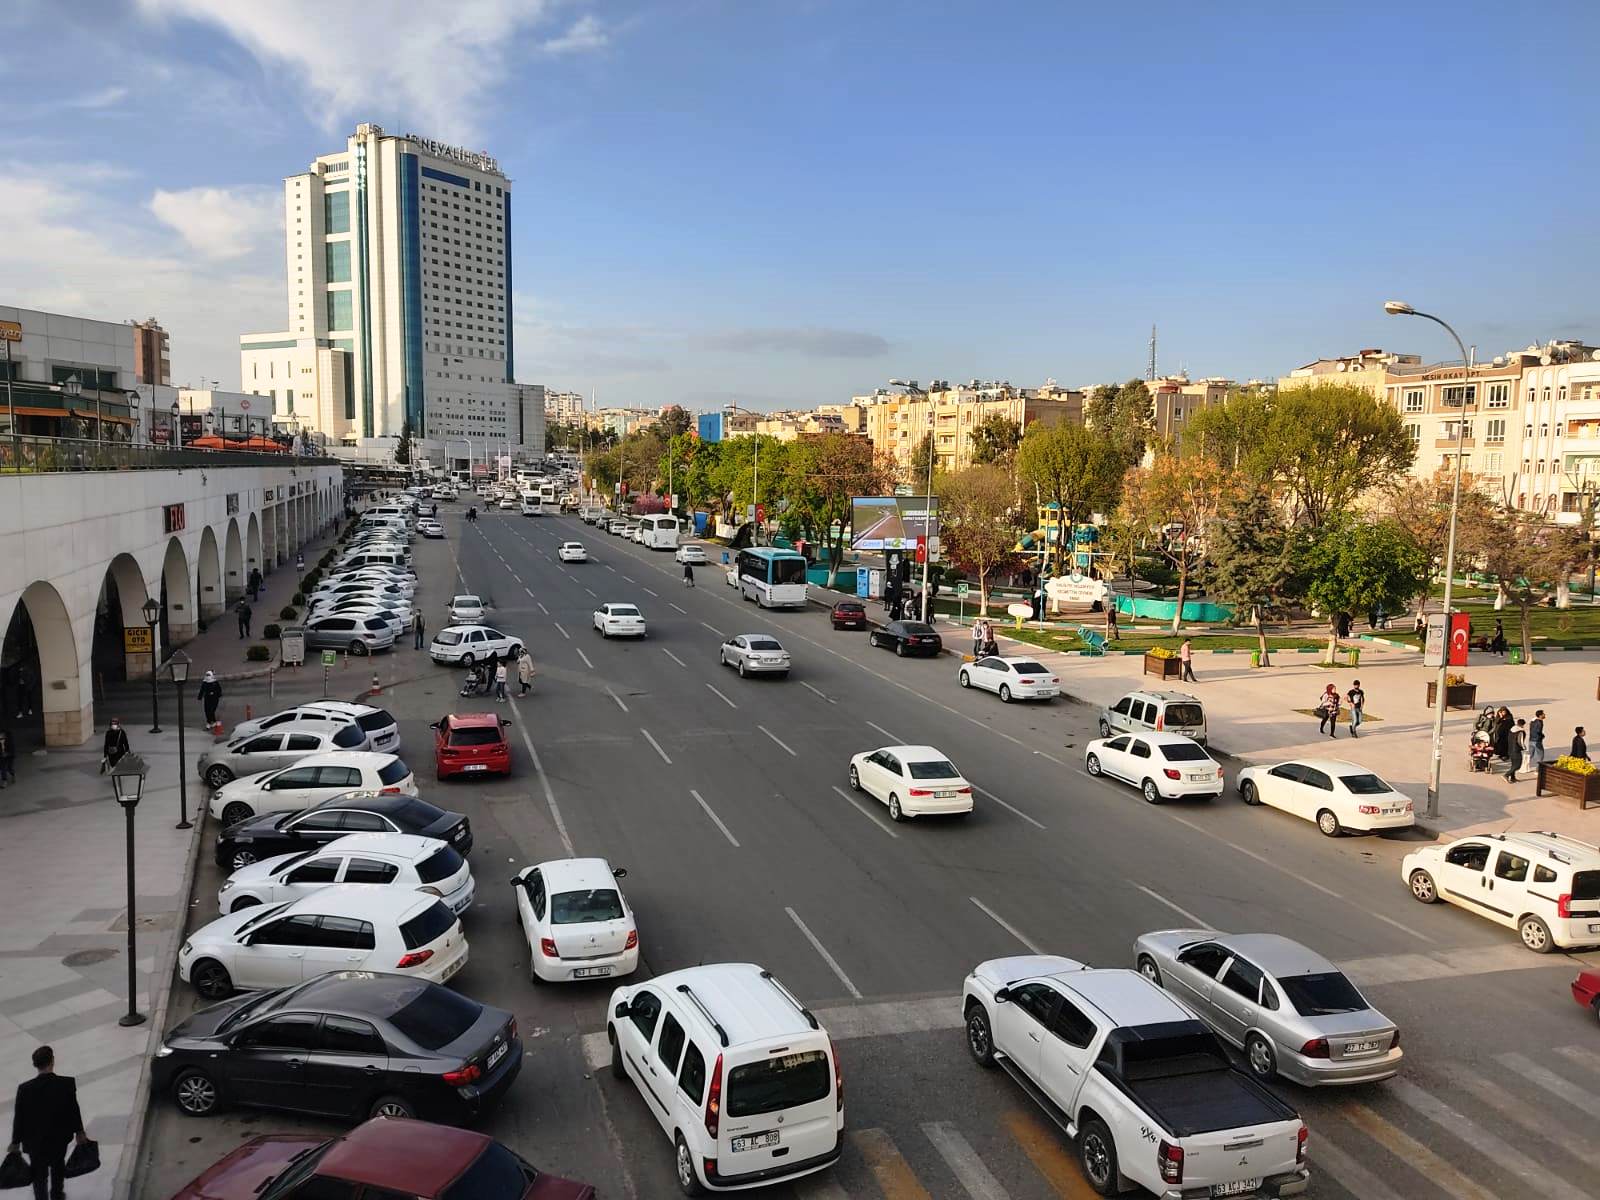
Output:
339,811,389,833
284,857,341,885
1012,661,1047,673
1533,864,1558,885
450,727,504,747
1445,842,1490,871
552,889,625,924
1338,773,1392,795
1574,871,1600,901
238,736,282,753
319,1015,385,1056
330,725,366,750
628,990,662,1040
748,638,783,651
287,812,344,833
678,1041,707,1103
881,754,902,775
282,1176,358,1200
252,914,322,946
317,916,376,950
388,986,482,1051
1164,703,1204,727
1277,971,1368,1016
1177,942,1230,977
1219,956,1265,1004
1301,768,1334,791
1128,740,1152,759
286,734,323,751
271,767,317,789
416,847,465,885
656,1012,687,1074
1104,737,1130,752
437,1143,532,1200
1112,698,1130,715
1009,982,1058,1025
236,1013,320,1050
398,902,457,950
907,759,960,780
315,766,362,788
377,759,411,786
260,713,298,729
344,858,400,885
1159,743,1210,762
1050,997,1096,1048
1494,852,1530,883
1270,764,1304,782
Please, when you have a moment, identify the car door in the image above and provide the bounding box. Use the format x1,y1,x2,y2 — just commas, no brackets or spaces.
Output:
1107,696,1133,735
1294,766,1337,822
260,766,320,814
1482,849,1533,927
1433,841,1495,916
228,1012,324,1113
301,915,377,977
1259,764,1307,815
1125,738,1155,787
278,853,343,902
1098,736,1133,781
618,990,671,1124
972,657,1004,693
304,1014,389,1117
726,636,745,667
236,913,321,988
282,733,325,767
875,752,905,805
1209,954,1267,1047
1038,993,1099,1113
232,734,288,775
312,765,364,803
1166,941,1230,1013
515,869,546,951
651,1012,690,1136
992,981,1057,1084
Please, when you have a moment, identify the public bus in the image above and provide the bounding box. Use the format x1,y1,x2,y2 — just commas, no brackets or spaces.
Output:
637,513,681,550
735,547,808,608
520,493,543,516
538,481,558,507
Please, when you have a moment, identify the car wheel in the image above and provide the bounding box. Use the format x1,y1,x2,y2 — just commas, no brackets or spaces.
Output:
172,1068,221,1117
1079,1117,1120,1197
1520,915,1554,953
959,670,971,688
675,1133,706,1196
461,652,475,668
220,801,253,828
1240,779,1260,806
1141,779,1162,805
228,896,261,914
1137,954,1162,987
190,959,233,1001
369,1094,416,1120
832,622,842,630
203,764,235,789
738,661,747,678
1086,753,1102,777
965,1003,995,1067
228,849,258,870
1246,1034,1278,1081
1408,869,1438,903
1098,717,1111,737
350,640,369,656
1317,808,1342,837
895,641,906,657
888,793,904,822
609,1027,627,1080
999,684,1012,703
848,764,861,791
869,632,881,648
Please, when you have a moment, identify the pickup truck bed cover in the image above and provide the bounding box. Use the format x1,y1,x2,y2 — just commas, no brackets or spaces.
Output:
1096,1021,1297,1137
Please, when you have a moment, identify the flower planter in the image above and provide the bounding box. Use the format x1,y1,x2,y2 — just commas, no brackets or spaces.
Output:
1536,762,1600,810
1144,653,1183,681
1426,681,1478,710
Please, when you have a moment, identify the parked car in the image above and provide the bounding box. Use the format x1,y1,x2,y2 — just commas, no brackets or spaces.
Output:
957,655,1059,702
557,541,588,562
433,713,513,779
311,604,408,641
429,625,524,667
311,580,412,605
215,793,471,871
1084,731,1225,804
178,885,468,999
302,615,396,656
448,594,487,623
198,721,368,789
593,603,646,638
1099,688,1207,744
418,518,445,538
1237,759,1415,837
674,544,707,565
848,744,973,821
607,519,629,535
209,752,417,828
1571,968,1600,1022
830,600,867,630
512,858,638,982
217,832,475,915
231,702,400,755
719,634,791,678
1134,930,1402,1085
868,620,941,656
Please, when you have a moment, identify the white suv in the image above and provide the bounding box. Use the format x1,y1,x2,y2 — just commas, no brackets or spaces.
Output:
1099,689,1207,744
607,963,843,1194
1403,831,1600,952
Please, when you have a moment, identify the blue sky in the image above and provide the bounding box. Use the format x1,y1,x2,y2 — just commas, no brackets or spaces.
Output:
3,0,1596,410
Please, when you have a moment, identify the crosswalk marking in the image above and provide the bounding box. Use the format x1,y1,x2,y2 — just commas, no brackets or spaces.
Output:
922,1122,1011,1199
1341,942,1569,988
1554,1043,1600,1074
853,1128,932,1199
1498,1051,1600,1109
1002,1108,1099,1199
1307,1135,1411,1200
790,1177,850,1200
1342,1103,1500,1200
1442,1068,1600,1170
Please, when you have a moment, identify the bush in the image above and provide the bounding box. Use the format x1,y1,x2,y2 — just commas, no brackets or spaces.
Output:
262,623,282,640
280,605,298,621
292,591,307,606
245,644,273,662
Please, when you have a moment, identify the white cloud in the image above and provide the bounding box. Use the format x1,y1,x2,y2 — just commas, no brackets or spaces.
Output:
541,14,607,54
150,186,281,260
135,0,597,141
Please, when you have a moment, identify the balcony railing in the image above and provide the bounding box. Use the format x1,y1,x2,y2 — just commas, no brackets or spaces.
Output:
0,435,334,474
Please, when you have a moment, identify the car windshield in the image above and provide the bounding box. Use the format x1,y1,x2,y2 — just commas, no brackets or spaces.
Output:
1572,870,1600,901
453,596,481,608
726,1050,831,1117
434,630,463,645
450,727,503,747
747,638,783,651
394,797,448,827
356,709,393,732
377,759,410,785
772,558,807,585
907,759,960,780
236,902,292,935
1164,703,1205,726
215,984,294,1033
1278,971,1369,1016
332,724,365,749
388,982,483,1050
551,888,625,924
257,1141,338,1200
1011,661,1047,673
398,901,457,950
439,1143,533,1200
1339,774,1392,795
900,623,936,636
1159,743,1210,762
609,606,640,618
415,846,466,884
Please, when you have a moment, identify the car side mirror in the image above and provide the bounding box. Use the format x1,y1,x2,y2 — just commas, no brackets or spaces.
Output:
993,987,1010,1004
500,719,511,728
614,1001,629,1019
612,867,628,879
428,721,439,730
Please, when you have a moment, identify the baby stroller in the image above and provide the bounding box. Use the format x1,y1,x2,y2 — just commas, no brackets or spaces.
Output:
459,665,490,697
1468,729,1495,772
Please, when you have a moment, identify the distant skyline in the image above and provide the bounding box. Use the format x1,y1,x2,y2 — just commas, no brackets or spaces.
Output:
3,0,1596,412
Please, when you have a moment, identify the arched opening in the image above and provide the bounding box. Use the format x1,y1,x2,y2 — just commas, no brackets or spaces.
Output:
91,553,151,694
161,536,194,647
224,518,244,602
247,513,262,589
2,581,86,748
197,526,223,625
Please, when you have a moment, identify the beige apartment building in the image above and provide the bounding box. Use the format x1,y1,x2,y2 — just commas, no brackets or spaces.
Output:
862,382,1084,474
1144,375,1233,452
1278,348,1420,398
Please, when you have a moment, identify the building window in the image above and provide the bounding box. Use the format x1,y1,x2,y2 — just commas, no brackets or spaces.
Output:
1484,452,1502,474
1441,384,1476,406
324,191,350,235
325,240,352,283
1485,419,1506,443
1486,383,1509,408
327,290,353,331
1405,423,1420,446
1443,419,1472,441
1403,389,1424,412
1559,385,1568,403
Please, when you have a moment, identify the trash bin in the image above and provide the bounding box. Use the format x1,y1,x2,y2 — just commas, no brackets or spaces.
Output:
1508,646,1524,665
1250,650,1262,668
1345,647,1361,667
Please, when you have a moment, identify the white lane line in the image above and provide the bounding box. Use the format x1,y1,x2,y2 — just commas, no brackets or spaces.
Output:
584,586,597,598
605,685,629,713
1498,1051,1600,1108
972,785,1045,831
670,602,687,614
507,698,574,856
524,586,535,598
604,564,616,572
922,1122,1011,1200
786,906,862,999
574,647,594,670
622,575,635,583
706,683,738,710
512,574,521,584
1032,749,1064,765
969,896,1043,954
801,681,835,704
700,620,723,637
1441,1065,1600,1171
661,648,687,668
643,587,658,597
690,788,739,848
640,728,673,764
1305,1138,1410,1200
866,720,900,742
830,785,899,839
758,724,797,756
1136,885,1214,929
537,602,550,615
552,622,570,640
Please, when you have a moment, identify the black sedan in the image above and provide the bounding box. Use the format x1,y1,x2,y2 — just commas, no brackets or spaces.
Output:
155,971,521,1125
216,794,471,870
869,620,943,657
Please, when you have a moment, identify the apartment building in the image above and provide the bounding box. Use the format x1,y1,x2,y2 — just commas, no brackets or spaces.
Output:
1387,359,1526,504
129,318,171,385
1278,349,1420,399
1144,375,1232,451
862,382,1084,473
544,390,585,423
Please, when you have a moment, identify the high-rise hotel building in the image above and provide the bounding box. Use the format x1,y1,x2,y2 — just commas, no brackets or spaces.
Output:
241,123,533,452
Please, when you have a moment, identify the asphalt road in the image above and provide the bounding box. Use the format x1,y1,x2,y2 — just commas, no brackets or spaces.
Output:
137,506,1600,1200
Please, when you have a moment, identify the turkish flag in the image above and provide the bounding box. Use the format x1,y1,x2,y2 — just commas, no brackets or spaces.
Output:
1448,612,1471,666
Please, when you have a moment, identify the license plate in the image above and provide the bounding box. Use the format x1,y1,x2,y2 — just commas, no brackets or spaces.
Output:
1188,774,1211,782
937,790,957,799
440,955,463,981
1345,1040,1381,1055
487,1043,507,1070
732,1131,780,1152
573,965,612,978
1212,1181,1259,1198
1589,922,1600,934
463,763,487,771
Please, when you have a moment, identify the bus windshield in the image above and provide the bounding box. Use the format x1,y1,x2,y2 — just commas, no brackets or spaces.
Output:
771,557,806,585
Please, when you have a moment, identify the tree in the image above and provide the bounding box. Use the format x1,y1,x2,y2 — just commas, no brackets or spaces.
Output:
937,466,1020,614
1458,505,1585,664
1299,518,1430,661
969,414,1022,467
658,405,692,440
394,421,413,466
1083,380,1156,466
905,432,937,490
1016,422,1126,573
1376,475,1497,614
1205,488,1296,664
1118,455,1238,632
779,433,888,570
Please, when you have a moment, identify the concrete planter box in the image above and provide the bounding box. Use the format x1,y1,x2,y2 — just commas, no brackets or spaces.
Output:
1536,762,1600,809
1144,653,1183,681
1426,681,1478,710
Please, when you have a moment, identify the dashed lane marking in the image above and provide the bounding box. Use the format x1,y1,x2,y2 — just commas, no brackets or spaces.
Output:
971,785,1045,831
553,622,570,640
574,647,594,670
689,788,739,848
922,1122,1011,1200
866,720,900,742
801,681,835,704
1134,884,1213,929
507,696,574,857
969,897,1043,955
661,648,687,667
605,685,629,713
830,784,899,839
758,724,797,756
640,728,673,765
786,905,862,999
706,684,737,710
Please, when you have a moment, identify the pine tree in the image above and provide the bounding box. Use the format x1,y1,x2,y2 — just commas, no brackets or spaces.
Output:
1206,489,1295,665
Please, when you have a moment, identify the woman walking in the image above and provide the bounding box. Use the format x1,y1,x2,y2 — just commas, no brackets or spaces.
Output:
1316,684,1340,738
517,649,535,697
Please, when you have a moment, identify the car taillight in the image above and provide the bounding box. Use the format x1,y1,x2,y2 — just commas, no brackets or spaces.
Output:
705,1053,723,1138
540,937,558,958
624,929,638,950
1158,1140,1183,1184
957,786,972,794
1390,1029,1399,1049
1019,678,1036,684
1358,804,1380,815
1558,893,1573,918
508,1017,518,1040
829,1036,843,1111
1051,677,1059,683
1164,768,1181,780
380,786,402,795
418,886,443,896
1296,1124,1308,1164
908,788,932,797
442,1062,481,1087
396,949,433,969
1300,1037,1330,1058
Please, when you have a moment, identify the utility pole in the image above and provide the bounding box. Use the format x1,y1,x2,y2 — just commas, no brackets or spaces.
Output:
1147,325,1158,382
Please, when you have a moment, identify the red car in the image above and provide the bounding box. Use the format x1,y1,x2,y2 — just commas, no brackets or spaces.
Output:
433,712,512,780
831,599,868,630
169,1118,595,1199
1572,969,1600,1021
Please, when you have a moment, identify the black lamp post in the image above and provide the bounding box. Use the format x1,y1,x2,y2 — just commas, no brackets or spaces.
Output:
168,651,192,829
141,597,162,733
111,756,147,1027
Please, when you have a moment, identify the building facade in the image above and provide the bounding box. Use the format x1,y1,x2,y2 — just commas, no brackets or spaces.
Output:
544,390,585,424
130,318,171,385
1277,349,1420,399
862,383,1085,474
0,305,139,440
512,383,546,457
1144,375,1232,453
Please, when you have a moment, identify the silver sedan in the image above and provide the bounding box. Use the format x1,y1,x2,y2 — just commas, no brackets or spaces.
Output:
719,634,791,678
1133,929,1402,1086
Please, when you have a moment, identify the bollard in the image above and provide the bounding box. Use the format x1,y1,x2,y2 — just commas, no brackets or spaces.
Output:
371,671,381,697
245,703,253,721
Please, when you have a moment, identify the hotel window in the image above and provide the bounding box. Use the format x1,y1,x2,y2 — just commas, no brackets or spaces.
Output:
1486,383,1509,408
1484,452,1502,474
327,290,353,331
325,241,352,283
1560,385,1568,403
324,191,350,235
1403,389,1424,412
1485,419,1505,443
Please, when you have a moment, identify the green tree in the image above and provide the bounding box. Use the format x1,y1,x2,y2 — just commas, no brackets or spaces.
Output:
1458,505,1586,664
969,414,1022,467
905,432,937,490
393,421,412,466
1083,384,1119,432
1300,518,1429,661
936,465,1020,614
1205,488,1296,664
1016,422,1126,573
1118,455,1237,632
779,433,888,570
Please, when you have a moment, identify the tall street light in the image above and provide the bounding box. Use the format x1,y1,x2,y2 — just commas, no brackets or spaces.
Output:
168,651,192,829
110,756,147,1027
140,597,163,733
1385,299,1473,820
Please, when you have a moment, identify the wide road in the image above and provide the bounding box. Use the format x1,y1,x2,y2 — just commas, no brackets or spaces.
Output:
139,505,1600,1200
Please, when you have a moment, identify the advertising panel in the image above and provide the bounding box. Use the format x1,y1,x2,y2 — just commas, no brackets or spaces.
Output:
850,496,940,551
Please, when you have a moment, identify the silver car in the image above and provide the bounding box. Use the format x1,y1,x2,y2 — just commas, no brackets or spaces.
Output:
1133,930,1402,1086
302,614,397,655
197,720,368,789
718,634,791,678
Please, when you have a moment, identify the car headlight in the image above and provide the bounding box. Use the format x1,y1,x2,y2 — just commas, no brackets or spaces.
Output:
218,880,234,893
155,1045,174,1057
180,941,193,957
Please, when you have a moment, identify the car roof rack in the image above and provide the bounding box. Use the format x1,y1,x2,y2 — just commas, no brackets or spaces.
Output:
760,970,819,1030
676,984,729,1047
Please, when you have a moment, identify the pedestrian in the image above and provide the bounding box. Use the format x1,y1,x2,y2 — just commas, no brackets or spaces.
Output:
517,649,534,697
9,1044,87,1200
197,670,222,729
295,553,305,574
15,661,33,719
1107,603,1120,641
0,728,13,788
412,608,426,650
1527,709,1546,771
1316,684,1340,737
100,719,129,773
235,599,252,640
494,660,508,703
1346,679,1365,738
1504,718,1526,783
1492,705,1513,759
1413,611,1426,637
1491,618,1507,656
1179,638,1196,682
683,560,695,588
248,567,263,601
1573,726,1589,761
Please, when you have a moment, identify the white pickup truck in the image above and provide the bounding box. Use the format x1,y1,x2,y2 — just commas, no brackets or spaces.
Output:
964,955,1309,1198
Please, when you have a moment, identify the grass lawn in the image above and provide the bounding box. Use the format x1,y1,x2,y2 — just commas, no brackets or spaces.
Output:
996,626,1328,655
1373,602,1600,650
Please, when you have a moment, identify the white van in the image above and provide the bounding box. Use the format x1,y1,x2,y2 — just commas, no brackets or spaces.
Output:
607,962,842,1193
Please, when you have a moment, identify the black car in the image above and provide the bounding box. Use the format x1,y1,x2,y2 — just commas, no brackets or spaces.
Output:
216,794,471,870
869,620,943,656
831,600,867,630
155,971,521,1125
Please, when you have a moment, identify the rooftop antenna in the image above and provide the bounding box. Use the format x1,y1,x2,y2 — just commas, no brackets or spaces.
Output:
1147,325,1157,382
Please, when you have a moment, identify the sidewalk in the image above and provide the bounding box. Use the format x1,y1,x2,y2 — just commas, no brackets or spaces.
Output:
0,523,340,1200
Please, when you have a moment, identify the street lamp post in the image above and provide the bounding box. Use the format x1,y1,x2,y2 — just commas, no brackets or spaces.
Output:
168,651,192,829
110,756,147,1027
1385,300,1473,820
63,375,82,440
141,596,162,733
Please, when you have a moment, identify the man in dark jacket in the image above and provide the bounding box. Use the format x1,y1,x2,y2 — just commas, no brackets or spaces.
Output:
197,671,222,728
101,720,129,771
9,1045,87,1200
1574,726,1589,762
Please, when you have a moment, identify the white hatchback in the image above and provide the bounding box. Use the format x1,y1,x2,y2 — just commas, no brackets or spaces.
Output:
848,744,974,821
557,541,588,562
593,603,646,638
448,594,487,623
429,625,524,667
1237,759,1415,836
177,884,469,1000
231,701,401,755
1085,732,1224,804
216,833,475,915
957,655,1059,702
512,857,638,983
209,751,417,828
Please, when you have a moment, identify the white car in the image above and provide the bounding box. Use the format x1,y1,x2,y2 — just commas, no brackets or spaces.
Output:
1085,731,1225,804
957,655,1059,702
498,496,516,509
417,518,445,538
607,519,629,535
448,594,487,623
719,634,791,677
1237,758,1415,837
177,884,468,1000
321,569,415,591
556,541,588,563
310,582,412,607
209,751,417,828
593,603,646,638
311,604,408,640
512,857,638,982
429,624,524,667
630,525,646,543
847,744,974,821
216,833,475,915
196,721,369,790
231,701,400,755
674,544,707,565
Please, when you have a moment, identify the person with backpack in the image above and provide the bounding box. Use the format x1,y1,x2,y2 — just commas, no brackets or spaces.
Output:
1316,684,1340,737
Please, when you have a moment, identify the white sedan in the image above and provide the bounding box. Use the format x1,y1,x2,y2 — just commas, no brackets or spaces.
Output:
847,744,974,821
675,544,708,565
593,603,646,638
417,518,445,538
208,751,417,828
429,624,524,667
512,857,639,983
215,833,475,915
557,541,588,562
719,634,790,677
1237,758,1415,837
1085,732,1224,803
448,594,487,623
957,655,1059,702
